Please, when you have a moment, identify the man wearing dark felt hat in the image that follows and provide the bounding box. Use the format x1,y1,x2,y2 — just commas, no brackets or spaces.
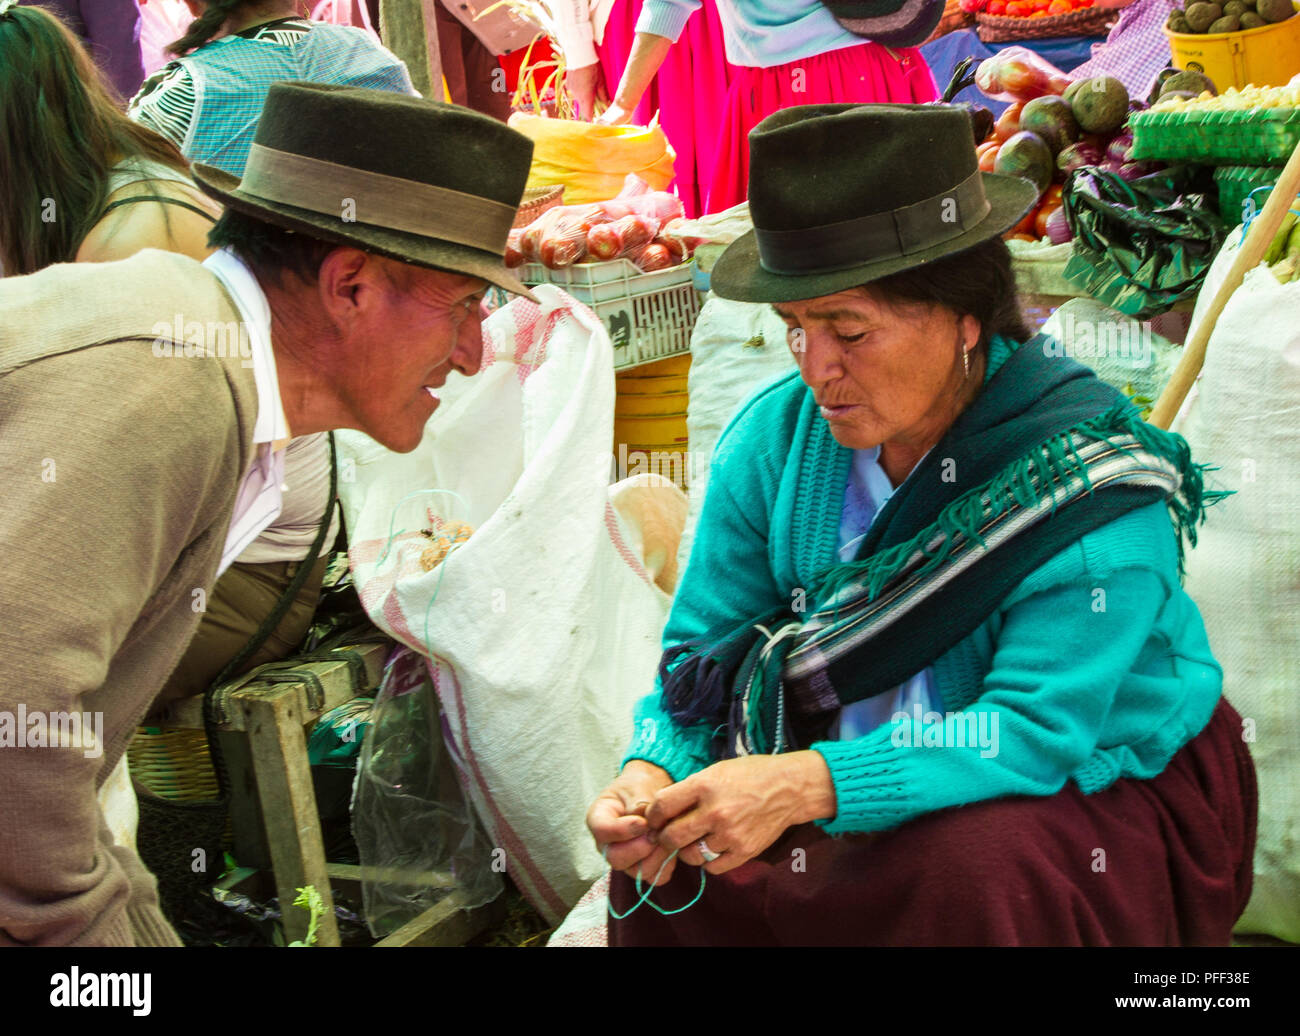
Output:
587,103,1255,946
0,81,535,946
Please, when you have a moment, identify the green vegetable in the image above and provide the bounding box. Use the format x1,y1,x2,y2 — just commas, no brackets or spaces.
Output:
287,885,326,947
1264,209,1297,265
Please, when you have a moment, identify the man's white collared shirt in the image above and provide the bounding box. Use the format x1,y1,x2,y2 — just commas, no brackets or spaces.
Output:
203,247,290,577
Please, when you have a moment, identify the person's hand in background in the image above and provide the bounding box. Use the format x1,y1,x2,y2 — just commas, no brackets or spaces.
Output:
565,61,608,120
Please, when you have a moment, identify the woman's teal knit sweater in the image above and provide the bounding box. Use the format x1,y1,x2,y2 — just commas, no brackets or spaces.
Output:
624,337,1223,835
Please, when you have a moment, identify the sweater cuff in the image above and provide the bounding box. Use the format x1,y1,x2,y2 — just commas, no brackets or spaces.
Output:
634,1,693,44
811,734,920,835
622,701,714,783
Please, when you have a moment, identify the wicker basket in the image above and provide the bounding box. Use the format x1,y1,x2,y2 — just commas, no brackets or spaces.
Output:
129,727,221,802
976,8,1114,42
512,184,564,229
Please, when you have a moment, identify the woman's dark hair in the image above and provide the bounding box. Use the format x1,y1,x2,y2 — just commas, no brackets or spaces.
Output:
863,236,1030,353
207,207,337,287
169,1,302,56
0,6,193,275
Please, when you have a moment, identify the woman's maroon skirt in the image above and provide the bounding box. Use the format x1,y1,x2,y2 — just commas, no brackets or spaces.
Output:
609,698,1258,946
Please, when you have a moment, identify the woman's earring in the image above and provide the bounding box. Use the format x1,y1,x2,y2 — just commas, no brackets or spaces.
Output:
962,346,971,380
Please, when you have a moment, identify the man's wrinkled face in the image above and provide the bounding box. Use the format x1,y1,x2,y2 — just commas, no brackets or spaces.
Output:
340,260,487,452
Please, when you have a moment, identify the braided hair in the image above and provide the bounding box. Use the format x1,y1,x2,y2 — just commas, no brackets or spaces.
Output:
168,1,301,57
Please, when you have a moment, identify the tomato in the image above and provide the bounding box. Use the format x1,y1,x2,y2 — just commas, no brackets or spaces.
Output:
1034,201,1062,239
1008,232,1039,242
988,0,1007,12
998,58,1047,98
994,101,1024,141
977,142,1001,172
1040,183,1064,209
1048,0,1071,12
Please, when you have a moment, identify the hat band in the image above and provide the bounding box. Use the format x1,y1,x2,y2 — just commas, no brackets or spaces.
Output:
238,144,518,255
754,170,992,275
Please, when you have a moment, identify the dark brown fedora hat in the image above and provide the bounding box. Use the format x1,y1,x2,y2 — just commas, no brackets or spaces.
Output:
710,103,1039,304
192,81,537,298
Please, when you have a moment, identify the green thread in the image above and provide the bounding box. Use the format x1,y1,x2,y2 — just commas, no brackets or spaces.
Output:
607,850,707,919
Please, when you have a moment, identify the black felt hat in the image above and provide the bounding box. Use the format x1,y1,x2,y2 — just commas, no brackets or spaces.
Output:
823,0,946,49
709,103,1039,304
192,81,537,298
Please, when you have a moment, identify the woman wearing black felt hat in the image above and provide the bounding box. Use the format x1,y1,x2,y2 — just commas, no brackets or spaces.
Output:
586,103,1256,946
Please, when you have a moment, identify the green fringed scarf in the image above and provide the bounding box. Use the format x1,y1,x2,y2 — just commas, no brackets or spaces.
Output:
659,334,1226,758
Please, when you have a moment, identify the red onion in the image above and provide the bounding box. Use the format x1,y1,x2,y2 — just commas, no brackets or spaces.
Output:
1045,205,1072,245
1057,141,1103,175
1106,131,1135,166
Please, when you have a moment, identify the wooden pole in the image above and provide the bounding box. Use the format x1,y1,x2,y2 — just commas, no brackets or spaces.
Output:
1148,137,1300,429
379,0,443,99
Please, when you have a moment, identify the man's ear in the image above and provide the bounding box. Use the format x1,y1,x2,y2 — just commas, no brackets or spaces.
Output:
315,246,377,328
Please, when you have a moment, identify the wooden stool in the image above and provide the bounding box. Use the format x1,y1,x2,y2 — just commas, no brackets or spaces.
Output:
155,639,504,946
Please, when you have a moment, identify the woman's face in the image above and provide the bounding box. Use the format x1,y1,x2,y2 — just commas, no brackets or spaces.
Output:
773,288,982,454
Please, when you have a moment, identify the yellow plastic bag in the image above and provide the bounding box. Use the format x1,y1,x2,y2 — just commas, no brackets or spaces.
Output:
509,113,676,204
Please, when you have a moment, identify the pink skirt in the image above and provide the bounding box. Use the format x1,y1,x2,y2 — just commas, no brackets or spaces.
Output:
707,42,939,213
597,0,736,218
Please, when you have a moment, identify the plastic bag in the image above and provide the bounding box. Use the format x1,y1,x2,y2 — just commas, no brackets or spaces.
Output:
677,297,797,572
336,287,671,923
1177,228,1300,945
974,46,1072,103
1062,164,1225,319
509,113,676,205
351,647,502,939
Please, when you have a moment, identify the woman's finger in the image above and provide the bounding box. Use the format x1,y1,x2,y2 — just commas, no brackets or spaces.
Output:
629,846,677,887
645,776,700,830
605,833,656,872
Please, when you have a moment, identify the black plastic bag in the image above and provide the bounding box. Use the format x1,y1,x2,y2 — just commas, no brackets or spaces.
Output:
1063,165,1226,319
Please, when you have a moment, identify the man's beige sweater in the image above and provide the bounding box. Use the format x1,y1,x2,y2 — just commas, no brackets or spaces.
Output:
0,250,258,945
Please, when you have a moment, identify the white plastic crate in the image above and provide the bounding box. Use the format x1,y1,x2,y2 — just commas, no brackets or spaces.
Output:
525,259,699,368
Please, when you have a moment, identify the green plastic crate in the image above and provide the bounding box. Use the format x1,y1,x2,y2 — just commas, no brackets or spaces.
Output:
1213,165,1283,222
1130,108,1300,166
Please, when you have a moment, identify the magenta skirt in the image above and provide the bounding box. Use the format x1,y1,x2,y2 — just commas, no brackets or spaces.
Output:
597,0,736,218
597,8,937,215
609,697,1258,946
705,41,940,213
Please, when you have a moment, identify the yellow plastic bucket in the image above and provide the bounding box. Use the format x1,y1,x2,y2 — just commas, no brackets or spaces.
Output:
613,414,689,445
618,353,692,378
1165,8,1300,90
614,372,690,395
615,391,690,417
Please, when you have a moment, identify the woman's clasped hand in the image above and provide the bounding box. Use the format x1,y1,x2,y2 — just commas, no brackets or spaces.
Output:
587,753,836,885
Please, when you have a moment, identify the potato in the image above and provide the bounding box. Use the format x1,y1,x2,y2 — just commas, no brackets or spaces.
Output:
1241,9,1267,24
1208,13,1241,29
1185,1,1224,29
1223,0,1246,15
1257,0,1293,20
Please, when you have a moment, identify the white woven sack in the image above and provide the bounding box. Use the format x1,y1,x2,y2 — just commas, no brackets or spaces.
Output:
1178,227,1300,943
678,297,796,570
337,287,671,923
